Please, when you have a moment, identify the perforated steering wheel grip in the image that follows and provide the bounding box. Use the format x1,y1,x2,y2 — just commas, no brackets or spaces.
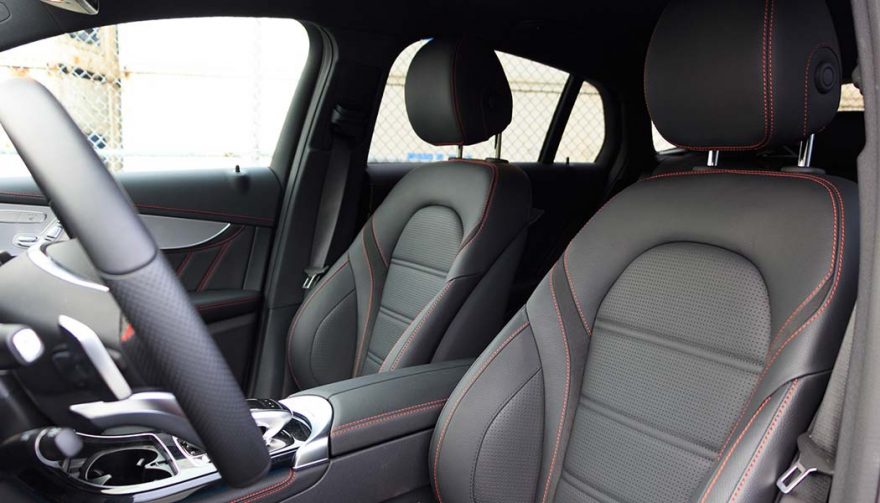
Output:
0,78,270,487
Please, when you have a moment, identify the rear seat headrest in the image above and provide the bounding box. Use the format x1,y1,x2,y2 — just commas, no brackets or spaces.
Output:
645,0,841,151
405,38,513,147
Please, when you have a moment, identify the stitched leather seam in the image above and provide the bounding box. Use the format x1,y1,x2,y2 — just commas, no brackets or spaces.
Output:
562,253,592,338
470,369,542,503
433,319,531,503
645,169,843,459
196,296,261,311
228,468,296,503
286,258,352,388
197,226,245,292
175,252,193,277
668,0,775,151
330,399,447,436
698,394,774,503
458,160,500,253
137,203,274,224
646,172,841,358
450,40,465,145
352,231,376,377
729,379,799,502
370,218,388,267
384,280,456,372
802,45,829,137
0,191,43,200
540,265,572,503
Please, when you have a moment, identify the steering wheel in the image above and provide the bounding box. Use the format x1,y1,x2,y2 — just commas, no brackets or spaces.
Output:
0,78,270,487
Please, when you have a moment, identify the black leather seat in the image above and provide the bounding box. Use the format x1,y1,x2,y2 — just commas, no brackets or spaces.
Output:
430,0,858,502
287,38,532,389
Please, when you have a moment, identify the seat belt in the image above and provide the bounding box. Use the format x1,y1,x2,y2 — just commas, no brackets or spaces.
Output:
302,105,366,290
776,307,855,501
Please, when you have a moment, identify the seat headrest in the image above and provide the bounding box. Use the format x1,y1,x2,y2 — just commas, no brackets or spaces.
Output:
405,38,513,146
645,0,842,151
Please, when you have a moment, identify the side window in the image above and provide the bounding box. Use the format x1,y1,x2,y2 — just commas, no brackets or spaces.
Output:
839,83,864,111
556,82,606,162
0,18,308,176
369,41,605,163
652,82,866,152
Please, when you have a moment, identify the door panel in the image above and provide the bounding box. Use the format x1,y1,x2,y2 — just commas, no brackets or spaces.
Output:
0,167,280,386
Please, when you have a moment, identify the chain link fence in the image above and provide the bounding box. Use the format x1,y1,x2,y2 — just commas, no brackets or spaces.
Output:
368,41,606,163
0,27,125,170
0,19,306,175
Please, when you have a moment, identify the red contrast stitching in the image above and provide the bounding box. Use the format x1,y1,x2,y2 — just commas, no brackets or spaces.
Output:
196,296,260,312
669,0,775,151
370,219,388,267
730,380,799,502
540,266,573,503
562,252,592,338
121,324,135,343
383,280,456,372
0,191,43,200
196,226,244,292
450,40,465,145
286,258,351,387
330,399,447,437
802,44,829,137
175,252,193,277
433,320,531,503
228,469,296,503
646,169,844,460
699,394,774,503
137,203,274,225
352,231,376,377
458,160,500,253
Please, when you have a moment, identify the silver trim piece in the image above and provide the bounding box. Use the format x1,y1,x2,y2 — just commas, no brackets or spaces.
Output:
797,133,815,168
279,395,334,469
707,150,720,167
27,245,109,292
9,328,43,364
66,393,333,496
59,316,131,400
140,215,230,251
70,392,200,445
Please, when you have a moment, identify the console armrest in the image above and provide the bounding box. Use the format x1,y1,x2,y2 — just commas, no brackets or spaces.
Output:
293,360,471,456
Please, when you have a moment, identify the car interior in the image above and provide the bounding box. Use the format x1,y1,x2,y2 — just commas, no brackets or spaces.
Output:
0,0,878,501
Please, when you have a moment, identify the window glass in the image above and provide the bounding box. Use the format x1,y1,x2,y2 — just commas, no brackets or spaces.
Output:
653,83,866,152
839,83,863,111
369,40,605,163
0,18,308,176
556,82,606,162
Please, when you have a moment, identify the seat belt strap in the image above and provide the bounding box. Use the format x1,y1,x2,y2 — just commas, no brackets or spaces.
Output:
303,105,365,290
777,307,855,501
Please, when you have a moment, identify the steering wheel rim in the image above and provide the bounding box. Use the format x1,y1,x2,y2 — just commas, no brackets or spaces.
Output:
0,78,270,488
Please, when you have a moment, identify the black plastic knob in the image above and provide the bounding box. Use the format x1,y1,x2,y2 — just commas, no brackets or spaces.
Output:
815,61,837,94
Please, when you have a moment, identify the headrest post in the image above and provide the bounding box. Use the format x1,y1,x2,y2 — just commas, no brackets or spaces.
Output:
707,150,720,167
494,133,502,159
456,145,464,159
797,134,816,168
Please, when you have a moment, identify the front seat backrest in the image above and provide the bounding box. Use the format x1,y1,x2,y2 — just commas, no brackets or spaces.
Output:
288,38,532,390
430,1,858,502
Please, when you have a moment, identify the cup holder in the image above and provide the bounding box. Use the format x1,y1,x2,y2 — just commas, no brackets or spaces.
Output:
81,445,175,487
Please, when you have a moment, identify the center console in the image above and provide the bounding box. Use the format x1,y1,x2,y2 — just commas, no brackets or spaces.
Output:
15,360,471,502
31,394,331,501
